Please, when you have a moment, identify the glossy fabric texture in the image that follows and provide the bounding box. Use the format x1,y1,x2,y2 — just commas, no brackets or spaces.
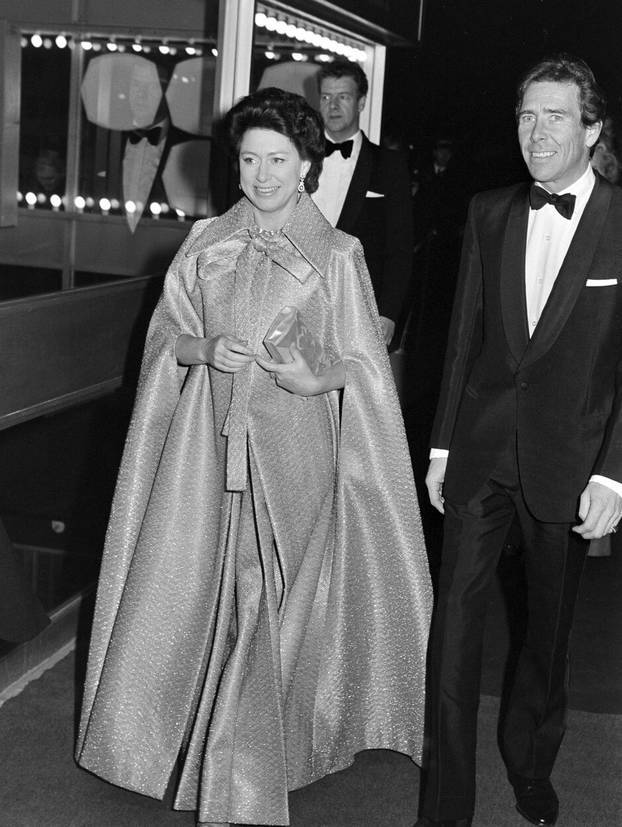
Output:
75,195,432,825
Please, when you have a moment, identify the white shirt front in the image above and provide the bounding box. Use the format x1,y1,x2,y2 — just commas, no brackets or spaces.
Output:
525,164,595,334
312,131,362,227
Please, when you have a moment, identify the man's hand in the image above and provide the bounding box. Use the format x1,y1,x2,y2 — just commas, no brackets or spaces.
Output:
379,315,396,347
573,480,622,540
426,456,448,514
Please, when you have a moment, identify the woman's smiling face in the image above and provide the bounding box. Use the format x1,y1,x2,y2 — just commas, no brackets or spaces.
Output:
238,128,310,230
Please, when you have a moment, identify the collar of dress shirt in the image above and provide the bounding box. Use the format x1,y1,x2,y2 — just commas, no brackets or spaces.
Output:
325,130,362,160
532,163,595,201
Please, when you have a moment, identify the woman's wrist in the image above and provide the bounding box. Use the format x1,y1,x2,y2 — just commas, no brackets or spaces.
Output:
176,334,210,365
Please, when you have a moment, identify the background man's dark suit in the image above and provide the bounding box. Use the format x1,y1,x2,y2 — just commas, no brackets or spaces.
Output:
334,133,414,338
421,170,622,823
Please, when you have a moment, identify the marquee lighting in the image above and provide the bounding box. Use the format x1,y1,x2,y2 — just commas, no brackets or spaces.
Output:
55,34,68,49
254,5,369,63
30,34,43,48
25,192,37,208
80,39,93,50
74,196,86,212
50,194,62,211
99,197,112,214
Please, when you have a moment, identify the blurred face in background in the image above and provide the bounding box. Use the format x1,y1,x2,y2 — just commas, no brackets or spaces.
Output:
319,75,365,143
238,128,310,230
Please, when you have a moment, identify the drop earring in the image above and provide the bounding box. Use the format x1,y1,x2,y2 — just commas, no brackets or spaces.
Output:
298,175,305,193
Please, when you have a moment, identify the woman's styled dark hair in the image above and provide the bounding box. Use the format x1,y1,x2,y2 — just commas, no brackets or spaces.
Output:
516,53,607,127
224,87,325,193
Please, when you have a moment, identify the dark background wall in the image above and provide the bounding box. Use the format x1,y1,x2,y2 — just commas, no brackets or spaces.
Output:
384,0,622,189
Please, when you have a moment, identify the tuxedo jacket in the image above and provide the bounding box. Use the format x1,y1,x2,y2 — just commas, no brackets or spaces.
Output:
335,134,413,325
431,172,622,522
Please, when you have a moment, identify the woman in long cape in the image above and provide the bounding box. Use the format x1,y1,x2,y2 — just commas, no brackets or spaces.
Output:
76,88,432,826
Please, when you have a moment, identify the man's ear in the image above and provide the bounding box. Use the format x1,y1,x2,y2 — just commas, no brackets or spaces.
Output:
586,120,603,149
357,95,367,114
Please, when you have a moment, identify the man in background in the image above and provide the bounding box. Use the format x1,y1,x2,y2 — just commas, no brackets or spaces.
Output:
312,60,413,348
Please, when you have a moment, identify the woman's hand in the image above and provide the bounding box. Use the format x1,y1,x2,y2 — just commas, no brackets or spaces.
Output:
206,335,255,372
255,345,345,396
176,333,254,372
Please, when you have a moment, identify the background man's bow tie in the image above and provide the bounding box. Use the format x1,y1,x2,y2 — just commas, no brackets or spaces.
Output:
529,184,576,219
325,139,354,159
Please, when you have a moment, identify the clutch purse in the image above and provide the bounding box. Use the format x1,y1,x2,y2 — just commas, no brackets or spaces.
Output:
263,306,327,375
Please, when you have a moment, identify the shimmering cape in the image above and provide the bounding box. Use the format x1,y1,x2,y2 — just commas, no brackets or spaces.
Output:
76,194,432,826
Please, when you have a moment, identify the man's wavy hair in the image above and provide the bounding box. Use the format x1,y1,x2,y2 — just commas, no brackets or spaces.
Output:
224,87,324,193
515,53,606,127
317,59,369,99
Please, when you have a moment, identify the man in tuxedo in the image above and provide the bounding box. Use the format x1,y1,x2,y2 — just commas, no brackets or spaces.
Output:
312,60,413,348
416,54,622,827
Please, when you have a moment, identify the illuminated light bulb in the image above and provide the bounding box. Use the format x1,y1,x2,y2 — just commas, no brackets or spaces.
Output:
43,38,53,49
80,39,93,50
315,53,332,63
160,203,170,215
265,16,278,31
99,197,111,214
175,208,186,222
55,34,67,49
149,201,162,218
50,194,62,211
125,200,137,214
186,45,196,55
291,52,306,62
285,24,296,38
275,20,287,35
110,199,120,210
294,27,305,41
17,191,23,202
336,42,347,55
25,191,37,208
159,44,170,54
255,12,268,28
132,41,142,52
142,45,151,53
20,36,28,48
358,50,368,62
311,33,322,47
31,34,43,48
107,41,118,51
37,193,47,205
74,195,86,212
265,50,278,60
211,48,218,57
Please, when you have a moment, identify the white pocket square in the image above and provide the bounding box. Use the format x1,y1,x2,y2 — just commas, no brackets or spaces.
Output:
366,191,384,198
585,278,618,286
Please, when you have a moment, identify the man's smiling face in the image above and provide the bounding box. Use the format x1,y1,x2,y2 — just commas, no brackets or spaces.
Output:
518,80,601,192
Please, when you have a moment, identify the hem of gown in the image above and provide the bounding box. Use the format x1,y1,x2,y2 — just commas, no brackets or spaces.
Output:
174,742,423,827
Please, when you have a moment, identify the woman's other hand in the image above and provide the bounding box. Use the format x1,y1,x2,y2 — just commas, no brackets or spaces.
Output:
176,333,254,373
256,345,345,396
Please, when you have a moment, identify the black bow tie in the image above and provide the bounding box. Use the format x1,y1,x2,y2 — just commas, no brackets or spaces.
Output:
529,184,576,219
325,139,354,159
127,126,162,146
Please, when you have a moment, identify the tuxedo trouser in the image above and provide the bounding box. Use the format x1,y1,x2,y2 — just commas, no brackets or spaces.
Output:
422,444,587,821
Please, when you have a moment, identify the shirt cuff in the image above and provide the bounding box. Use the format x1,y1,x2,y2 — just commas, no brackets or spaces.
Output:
430,448,449,459
589,474,622,498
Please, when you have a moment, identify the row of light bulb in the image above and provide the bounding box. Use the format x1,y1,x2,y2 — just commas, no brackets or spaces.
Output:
18,191,188,220
255,12,367,62
23,34,217,57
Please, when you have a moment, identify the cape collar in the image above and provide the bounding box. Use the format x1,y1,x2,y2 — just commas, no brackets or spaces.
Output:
184,193,332,281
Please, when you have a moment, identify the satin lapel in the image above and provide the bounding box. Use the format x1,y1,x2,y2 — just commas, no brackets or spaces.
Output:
336,135,373,233
522,174,611,368
500,185,530,365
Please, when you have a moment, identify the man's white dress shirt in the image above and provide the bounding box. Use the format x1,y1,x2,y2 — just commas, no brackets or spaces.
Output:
312,131,362,227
